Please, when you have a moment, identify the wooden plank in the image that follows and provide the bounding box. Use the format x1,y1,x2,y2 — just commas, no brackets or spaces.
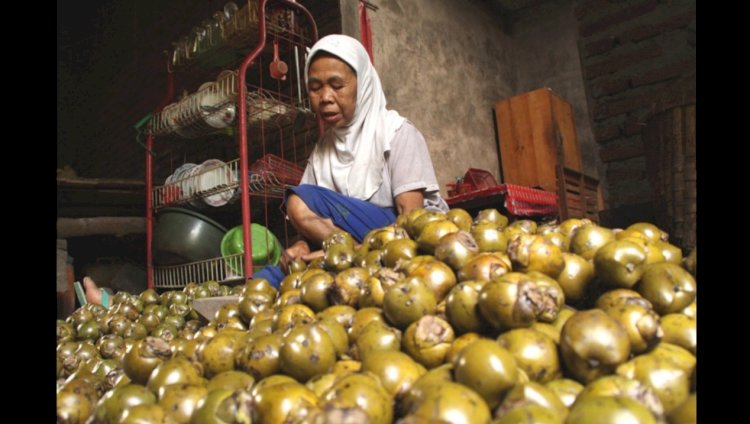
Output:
526,89,559,192
550,92,583,172
496,96,539,188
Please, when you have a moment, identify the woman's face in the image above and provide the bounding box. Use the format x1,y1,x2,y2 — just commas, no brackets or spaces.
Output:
307,54,357,129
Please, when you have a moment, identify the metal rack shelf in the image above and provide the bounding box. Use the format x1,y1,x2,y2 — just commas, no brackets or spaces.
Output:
154,254,245,289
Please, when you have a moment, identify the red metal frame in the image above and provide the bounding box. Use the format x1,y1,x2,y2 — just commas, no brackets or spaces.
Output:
146,0,318,289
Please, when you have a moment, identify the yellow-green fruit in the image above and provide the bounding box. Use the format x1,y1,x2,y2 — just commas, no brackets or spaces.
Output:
274,288,303,310
347,307,385,344
594,240,647,288
495,381,568,420
405,208,431,238
654,241,683,265
206,370,255,393
300,272,335,312
605,303,663,354
445,332,481,364
235,333,283,380
526,271,566,322
322,230,356,251
616,354,690,415
497,328,561,383
407,258,458,302
434,231,480,271
475,208,509,229
682,247,696,276
91,383,157,424
280,323,337,382
545,378,583,408
273,304,315,333
445,280,491,335
399,363,455,416
199,331,248,378
146,357,204,397
559,309,631,384
470,221,508,253
453,338,519,409
324,242,355,272
457,252,512,283
507,234,565,278
569,224,615,260
648,343,696,375
680,301,696,319
595,288,652,311
315,318,349,359
401,315,456,369
557,253,595,305
382,238,419,268
409,381,491,424
575,375,665,420
57,387,96,424
158,384,208,424
636,263,697,315
322,373,393,424
627,222,668,243
362,349,426,398
122,337,174,386
118,404,173,424
494,404,562,424
253,381,319,424
566,395,657,424
446,208,473,232
329,267,369,308
667,393,696,424
383,277,437,329
191,388,253,424
661,314,696,355
353,320,402,361
478,273,557,330
418,220,460,255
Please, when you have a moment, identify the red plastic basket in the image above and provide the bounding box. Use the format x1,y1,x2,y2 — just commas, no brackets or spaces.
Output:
464,168,498,191
503,183,558,217
249,154,304,186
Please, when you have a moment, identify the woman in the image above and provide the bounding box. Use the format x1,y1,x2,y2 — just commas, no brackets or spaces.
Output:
253,34,447,287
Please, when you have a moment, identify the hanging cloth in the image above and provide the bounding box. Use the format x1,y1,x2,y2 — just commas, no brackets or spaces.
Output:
359,0,374,63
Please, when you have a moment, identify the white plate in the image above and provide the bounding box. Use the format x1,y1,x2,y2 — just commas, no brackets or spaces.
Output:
199,82,235,129
198,159,237,207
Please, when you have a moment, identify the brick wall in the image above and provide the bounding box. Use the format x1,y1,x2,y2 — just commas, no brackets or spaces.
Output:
573,0,695,220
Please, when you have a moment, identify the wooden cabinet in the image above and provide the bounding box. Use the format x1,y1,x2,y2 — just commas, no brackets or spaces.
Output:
494,88,602,221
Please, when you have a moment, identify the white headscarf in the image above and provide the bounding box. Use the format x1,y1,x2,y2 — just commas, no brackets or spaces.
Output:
304,34,406,200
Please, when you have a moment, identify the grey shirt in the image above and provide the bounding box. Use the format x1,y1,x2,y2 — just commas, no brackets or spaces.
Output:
300,121,449,212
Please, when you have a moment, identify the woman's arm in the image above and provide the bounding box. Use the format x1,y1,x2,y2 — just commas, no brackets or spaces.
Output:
395,190,425,216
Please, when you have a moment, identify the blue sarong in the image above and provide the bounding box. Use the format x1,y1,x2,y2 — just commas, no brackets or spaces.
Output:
253,184,397,288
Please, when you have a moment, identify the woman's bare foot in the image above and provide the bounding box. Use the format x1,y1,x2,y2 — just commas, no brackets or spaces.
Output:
83,276,103,305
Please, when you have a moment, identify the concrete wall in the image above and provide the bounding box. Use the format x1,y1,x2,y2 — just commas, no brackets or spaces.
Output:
512,0,598,178
340,0,517,192
339,0,597,198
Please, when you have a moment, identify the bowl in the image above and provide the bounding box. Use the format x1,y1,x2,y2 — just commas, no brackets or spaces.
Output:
152,208,228,265
221,223,282,274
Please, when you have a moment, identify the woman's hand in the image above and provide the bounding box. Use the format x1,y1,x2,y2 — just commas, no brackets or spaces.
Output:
279,240,326,273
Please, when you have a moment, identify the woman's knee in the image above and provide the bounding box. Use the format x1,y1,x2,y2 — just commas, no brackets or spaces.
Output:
286,194,313,225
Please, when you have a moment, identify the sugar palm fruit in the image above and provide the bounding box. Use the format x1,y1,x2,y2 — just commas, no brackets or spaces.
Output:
544,378,583,408
253,381,319,424
445,280,491,335
559,309,631,384
594,240,647,288
417,220,460,255
382,238,419,268
478,273,558,330
604,302,663,354
627,222,668,243
383,277,437,329
453,338,519,409
636,263,697,315
495,404,562,424
434,231,479,271
508,234,565,278
596,288,653,311
191,388,253,424
445,208,473,232
660,314,696,355
123,337,173,385
361,349,426,398
199,330,249,378
457,252,512,283
352,320,402,361
321,373,393,424
408,381,491,424
557,253,595,305
496,328,561,383
146,357,205,397
279,322,337,382
401,315,455,369
470,220,508,253
299,271,335,312
329,267,369,308
569,224,615,260
576,374,665,420
90,383,157,424
475,208,509,229
616,353,690,415
566,395,657,424
495,381,568,420
158,383,208,423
